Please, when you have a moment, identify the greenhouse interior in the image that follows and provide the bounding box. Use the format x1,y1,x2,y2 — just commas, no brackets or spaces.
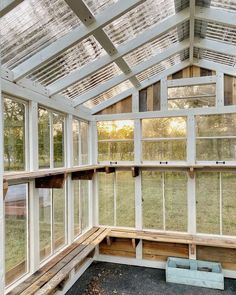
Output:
0,0,236,294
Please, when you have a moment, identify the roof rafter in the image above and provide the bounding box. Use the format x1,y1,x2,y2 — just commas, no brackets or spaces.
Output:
194,37,236,57
11,0,144,81
65,0,141,91
0,0,23,17
48,7,190,96
189,0,195,64
73,39,190,107
91,60,190,114
193,58,236,76
195,6,236,28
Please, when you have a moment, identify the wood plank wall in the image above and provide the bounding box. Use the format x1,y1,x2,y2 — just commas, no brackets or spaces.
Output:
96,96,132,115
224,75,236,106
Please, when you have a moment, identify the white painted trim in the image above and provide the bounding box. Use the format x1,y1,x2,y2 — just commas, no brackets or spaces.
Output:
189,0,195,64
193,59,236,77
167,75,216,87
1,78,91,120
195,6,236,28
216,72,224,109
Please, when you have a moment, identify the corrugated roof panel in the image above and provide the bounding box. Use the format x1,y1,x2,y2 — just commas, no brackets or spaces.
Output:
83,80,133,108
28,36,106,86
136,49,189,82
61,62,122,100
0,0,80,69
194,47,236,67
124,22,189,68
195,20,236,45
103,0,189,47
196,0,236,11
84,0,118,15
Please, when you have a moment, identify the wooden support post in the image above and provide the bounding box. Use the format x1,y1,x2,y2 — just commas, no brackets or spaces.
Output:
3,179,8,199
72,170,94,180
56,274,70,291
105,166,115,174
131,238,140,249
131,166,139,177
106,236,113,246
35,173,66,189
189,244,196,260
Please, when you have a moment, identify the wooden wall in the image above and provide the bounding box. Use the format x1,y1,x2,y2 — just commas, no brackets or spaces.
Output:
96,96,132,115
224,75,236,105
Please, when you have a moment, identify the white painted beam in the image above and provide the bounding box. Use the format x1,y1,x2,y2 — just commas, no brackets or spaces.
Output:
189,0,195,64
48,8,190,95
193,58,236,76
73,40,189,107
65,0,95,26
1,78,91,120
195,6,236,27
91,60,190,114
167,75,216,87
12,0,144,81
194,37,236,57
0,0,23,17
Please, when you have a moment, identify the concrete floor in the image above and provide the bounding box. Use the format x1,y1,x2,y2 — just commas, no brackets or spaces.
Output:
66,262,236,295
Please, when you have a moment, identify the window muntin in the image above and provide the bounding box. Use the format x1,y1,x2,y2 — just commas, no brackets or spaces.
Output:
196,113,236,161
99,171,135,228
142,171,188,232
97,120,134,162
38,107,65,169
53,113,64,168
39,187,66,262
73,119,89,166
168,84,216,109
4,96,26,172
142,117,187,161
73,180,90,238
5,184,28,286
196,172,236,236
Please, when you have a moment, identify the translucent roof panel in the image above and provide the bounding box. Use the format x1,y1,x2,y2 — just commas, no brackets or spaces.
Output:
124,21,189,68
137,49,189,82
61,63,122,100
103,0,189,47
83,80,133,109
84,0,118,15
196,0,236,11
28,36,106,86
0,0,81,69
194,48,236,68
195,20,236,45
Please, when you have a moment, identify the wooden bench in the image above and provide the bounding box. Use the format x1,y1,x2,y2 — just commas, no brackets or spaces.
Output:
7,227,110,295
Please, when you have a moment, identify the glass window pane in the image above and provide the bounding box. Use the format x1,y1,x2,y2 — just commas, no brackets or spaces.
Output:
116,171,135,227
4,97,25,171
80,181,89,231
80,122,89,165
98,142,134,162
97,120,134,140
168,84,216,98
53,188,66,251
142,171,163,230
99,173,114,226
165,172,188,232
196,138,236,161
168,97,215,109
74,181,81,238
53,113,64,168
38,108,50,169
142,140,186,161
222,173,236,236
39,189,52,261
196,172,220,234
196,114,236,137
142,117,186,138
5,184,28,285
73,119,80,167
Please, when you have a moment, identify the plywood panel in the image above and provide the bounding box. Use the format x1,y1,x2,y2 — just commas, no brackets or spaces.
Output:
99,238,136,258
143,241,189,261
197,246,236,270
139,89,147,112
96,96,132,115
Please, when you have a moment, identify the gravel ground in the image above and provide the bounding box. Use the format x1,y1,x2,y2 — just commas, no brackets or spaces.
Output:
66,262,236,295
